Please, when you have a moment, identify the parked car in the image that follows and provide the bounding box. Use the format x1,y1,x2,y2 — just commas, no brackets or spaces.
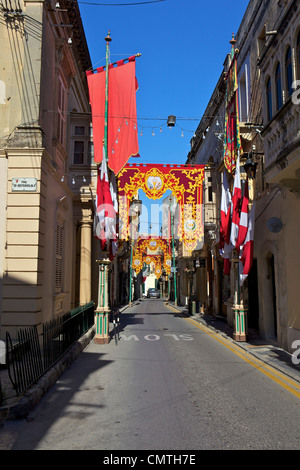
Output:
147,288,160,298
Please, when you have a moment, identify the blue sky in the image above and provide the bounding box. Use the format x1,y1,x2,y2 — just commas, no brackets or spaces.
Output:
78,0,249,233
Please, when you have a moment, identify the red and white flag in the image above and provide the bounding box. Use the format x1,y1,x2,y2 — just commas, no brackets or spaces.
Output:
230,151,241,248
236,178,249,253
142,265,149,283
219,170,232,252
94,167,105,244
94,148,117,251
109,170,118,259
101,151,117,247
219,170,232,274
239,201,255,285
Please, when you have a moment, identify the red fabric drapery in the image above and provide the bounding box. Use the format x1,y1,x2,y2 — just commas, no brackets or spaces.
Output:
87,57,139,175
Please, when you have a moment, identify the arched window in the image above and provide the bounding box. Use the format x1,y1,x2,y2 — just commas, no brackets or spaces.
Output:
285,46,293,98
266,77,272,121
275,63,282,110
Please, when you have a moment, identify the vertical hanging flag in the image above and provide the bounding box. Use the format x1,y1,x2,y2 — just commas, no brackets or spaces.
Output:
223,34,242,173
110,170,119,215
239,202,255,285
90,180,103,242
236,178,249,253
87,57,139,175
101,151,117,246
109,170,119,259
230,152,241,248
219,170,232,274
95,166,105,244
142,265,149,283
219,170,232,251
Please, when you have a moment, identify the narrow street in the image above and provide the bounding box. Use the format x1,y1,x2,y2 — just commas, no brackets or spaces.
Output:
1,299,300,451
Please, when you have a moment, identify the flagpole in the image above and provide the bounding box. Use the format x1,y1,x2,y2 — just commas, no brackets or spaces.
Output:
94,31,111,344
233,150,247,342
90,53,141,74
169,196,177,306
104,31,111,163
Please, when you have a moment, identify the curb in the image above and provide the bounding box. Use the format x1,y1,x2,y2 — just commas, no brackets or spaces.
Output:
164,301,189,315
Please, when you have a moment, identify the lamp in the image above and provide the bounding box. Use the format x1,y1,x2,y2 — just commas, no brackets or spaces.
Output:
244,155,257,179
167,115,176,127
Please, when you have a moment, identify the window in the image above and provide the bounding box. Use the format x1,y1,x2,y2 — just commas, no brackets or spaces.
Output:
285,46,293,98
73,125,86,164
238,60,250,122
70,115,94,166
275,63,282,111
55,222,64,293
266,77,272,121
257,25,266,58
74,141,85,164
75,126,85,136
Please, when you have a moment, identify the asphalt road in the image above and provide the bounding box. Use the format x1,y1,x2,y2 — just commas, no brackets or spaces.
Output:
1,299,300,451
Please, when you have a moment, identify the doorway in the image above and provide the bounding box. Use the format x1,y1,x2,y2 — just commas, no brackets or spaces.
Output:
247,259,259,330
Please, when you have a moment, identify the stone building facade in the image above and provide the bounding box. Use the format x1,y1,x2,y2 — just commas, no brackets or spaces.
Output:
0,0,98,340
257,0,300,350
184,0,300,352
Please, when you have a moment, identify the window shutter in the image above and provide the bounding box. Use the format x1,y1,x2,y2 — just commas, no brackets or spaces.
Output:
55,223,64,293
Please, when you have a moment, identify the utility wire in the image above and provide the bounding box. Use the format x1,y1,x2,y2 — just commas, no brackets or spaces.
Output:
255,188,280,222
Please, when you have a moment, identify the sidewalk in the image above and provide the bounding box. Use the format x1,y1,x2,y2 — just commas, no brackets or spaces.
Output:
165,300,300,384
0,325,96,421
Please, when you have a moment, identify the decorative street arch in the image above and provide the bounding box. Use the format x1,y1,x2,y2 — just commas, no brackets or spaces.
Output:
144,255,162,279
132,236,171,277
117,163,205,252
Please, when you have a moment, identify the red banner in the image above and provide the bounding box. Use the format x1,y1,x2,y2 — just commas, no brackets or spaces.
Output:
87,57,139,175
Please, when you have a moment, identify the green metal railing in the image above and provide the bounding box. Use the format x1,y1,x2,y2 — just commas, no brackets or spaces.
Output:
6,302,95,397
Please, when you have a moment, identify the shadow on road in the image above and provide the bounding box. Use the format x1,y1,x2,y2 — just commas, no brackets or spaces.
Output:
6,352,114,450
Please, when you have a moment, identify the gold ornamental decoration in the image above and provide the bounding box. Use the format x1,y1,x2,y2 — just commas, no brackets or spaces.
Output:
132,237,172,277
118,164,205,252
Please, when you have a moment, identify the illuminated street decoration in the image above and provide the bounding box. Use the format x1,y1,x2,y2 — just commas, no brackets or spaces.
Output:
118,164,205,252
